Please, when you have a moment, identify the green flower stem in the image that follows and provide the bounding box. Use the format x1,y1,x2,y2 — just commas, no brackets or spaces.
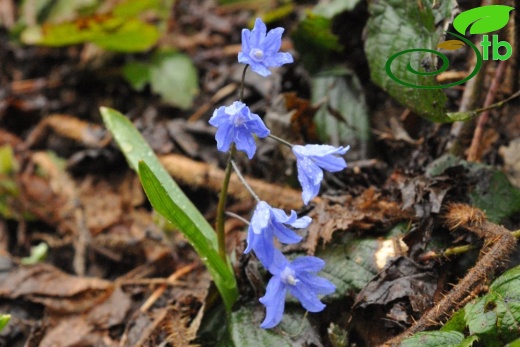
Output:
231,160,260,202
268,133,294,148
216,144,236,262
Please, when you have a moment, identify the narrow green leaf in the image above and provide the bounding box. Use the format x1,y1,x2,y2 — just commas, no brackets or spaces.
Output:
0,314,10,332
100,107,238,310
138,161,238,310
453,5,514,35
365,0,456,122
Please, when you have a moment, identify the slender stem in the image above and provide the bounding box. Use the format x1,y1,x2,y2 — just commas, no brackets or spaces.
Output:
231,160,260,202
467,60,507,162
268,134,294,148
216,144,236,262
240,65,249,101
225,211,250,225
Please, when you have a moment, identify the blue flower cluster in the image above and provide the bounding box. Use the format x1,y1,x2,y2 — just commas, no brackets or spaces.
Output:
209,18,348,328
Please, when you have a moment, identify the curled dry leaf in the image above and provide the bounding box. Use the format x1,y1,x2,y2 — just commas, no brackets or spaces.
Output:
299,187,411,254
0,263,113,313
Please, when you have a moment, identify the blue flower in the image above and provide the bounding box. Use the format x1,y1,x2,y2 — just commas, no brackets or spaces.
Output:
238,18,294,77
259,250,336,329
245,201,311,268
209,101,270,159
292,144,350,205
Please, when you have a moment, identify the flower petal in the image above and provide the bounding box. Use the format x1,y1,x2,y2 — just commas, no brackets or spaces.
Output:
296,158,323,204
267,249,289,275
264,52,294,67
253,226,275,267
289,215,311,229
245,113,270,137
312,155,347,172
240,28,251,54
263,27,284,53
291,256,325,273
259,277,286,329
234,127,257,159
250,18,267,48
249,62,271,77
272,223,302,244
214,124,234,153
288,282,326,312
298,272,336,295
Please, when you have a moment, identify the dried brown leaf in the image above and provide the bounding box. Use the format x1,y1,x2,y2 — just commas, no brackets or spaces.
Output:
300,188,410,254
0,263,112,313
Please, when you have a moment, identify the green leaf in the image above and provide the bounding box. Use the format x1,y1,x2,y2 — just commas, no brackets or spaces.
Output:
400,331,468,347
138,161,238,310
317,234,380,298
453,5,514,35
365,0,456,122
100,107,238,310
468,170,520,224
464,266,520,346
313,0,362,18
405,265,520,346
112,0,161,18
122,61,151,91
149,51,199,109
292,13,342,73
0,314,10,332
441,308,467,333
426,154,520,223
22,16,160,52
227,304,322,346
507,337,520,347
311,67,370,145
20,242,48,265
0,145,17,174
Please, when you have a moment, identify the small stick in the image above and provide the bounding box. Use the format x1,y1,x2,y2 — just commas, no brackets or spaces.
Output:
139,263,198,312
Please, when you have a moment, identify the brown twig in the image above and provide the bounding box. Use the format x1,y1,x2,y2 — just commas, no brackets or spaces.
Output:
384,204,517,346
139,262,198,312
159,154,311,210
466,60,508,162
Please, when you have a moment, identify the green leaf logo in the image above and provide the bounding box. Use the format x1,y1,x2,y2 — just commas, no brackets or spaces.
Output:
453,5,514,35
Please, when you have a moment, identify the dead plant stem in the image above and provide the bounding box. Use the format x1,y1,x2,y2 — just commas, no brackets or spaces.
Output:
467,60,508,161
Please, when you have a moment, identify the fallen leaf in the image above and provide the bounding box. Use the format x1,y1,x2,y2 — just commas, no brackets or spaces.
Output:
299,187,410,254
